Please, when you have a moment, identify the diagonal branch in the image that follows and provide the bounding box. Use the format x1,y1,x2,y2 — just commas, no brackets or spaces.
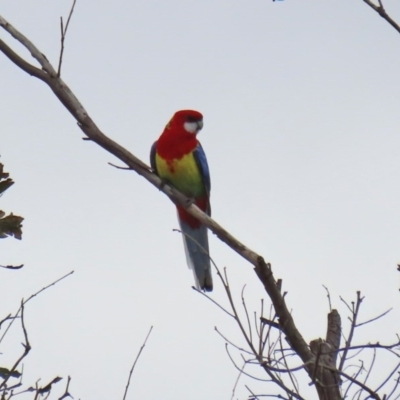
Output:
362,0,400,34
0,38,48,81
0,12,319,388
123,326,153,400
337,368,380,400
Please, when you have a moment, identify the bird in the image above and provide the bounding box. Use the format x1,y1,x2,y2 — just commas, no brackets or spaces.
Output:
150,110,213,291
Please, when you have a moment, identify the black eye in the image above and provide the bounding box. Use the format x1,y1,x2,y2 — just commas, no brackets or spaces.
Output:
186,116,197,122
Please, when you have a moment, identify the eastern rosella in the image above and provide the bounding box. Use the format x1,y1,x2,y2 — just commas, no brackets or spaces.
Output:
150,110,213,291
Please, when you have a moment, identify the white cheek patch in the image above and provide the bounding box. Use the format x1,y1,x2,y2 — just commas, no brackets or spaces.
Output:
184,121,198,134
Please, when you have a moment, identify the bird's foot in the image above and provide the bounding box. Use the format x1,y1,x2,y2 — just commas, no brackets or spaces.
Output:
184,197,195,207
157,177,170,191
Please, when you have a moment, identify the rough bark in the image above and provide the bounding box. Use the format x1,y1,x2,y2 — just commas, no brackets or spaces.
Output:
308,310,342,400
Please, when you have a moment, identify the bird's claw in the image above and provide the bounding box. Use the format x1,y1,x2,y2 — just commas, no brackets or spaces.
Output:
185,197,195,207
158,178,170,191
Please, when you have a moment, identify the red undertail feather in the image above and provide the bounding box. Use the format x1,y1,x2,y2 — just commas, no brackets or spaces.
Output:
177,197,209,229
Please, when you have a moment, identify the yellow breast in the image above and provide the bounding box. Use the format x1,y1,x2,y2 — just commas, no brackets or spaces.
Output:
155,152,205,197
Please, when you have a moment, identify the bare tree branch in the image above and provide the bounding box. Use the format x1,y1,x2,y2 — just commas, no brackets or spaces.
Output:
0,270,74,344
278,334,301,397
374,362,400,393
123,326,153,400
386,371,400,400
339,291,363,371
215,327,254,355
335,340,400,355
356,307,392,327
342,360,365,400
338,368,381,400
193,287,235,318
58,376,73,400
359,349,376,399
57,0,77,76
230,360,246,400
0,302,31,391
362,0,400,34
241,286,253,344
323,285,332,312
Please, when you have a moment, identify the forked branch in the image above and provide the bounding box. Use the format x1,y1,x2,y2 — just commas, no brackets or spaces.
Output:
362,0,400,34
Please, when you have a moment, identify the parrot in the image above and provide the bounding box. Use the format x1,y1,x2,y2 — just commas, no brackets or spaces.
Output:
150,110,213,292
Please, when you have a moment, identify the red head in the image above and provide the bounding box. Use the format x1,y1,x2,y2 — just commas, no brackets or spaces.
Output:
157,110,204,159
166,110,204,134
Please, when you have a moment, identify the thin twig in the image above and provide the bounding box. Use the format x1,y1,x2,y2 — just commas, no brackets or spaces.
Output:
245,385,258,400
58,375,72,400
258,299,265,356
344,360,364,400
339,291,363,371
322,285,332,312
260,360,305,374
0,270,74,344
57,0,77,76
0,314,13,330
215,326,253,355
225,345,270,383
247,393,289,400
260,317,281,331
279,334,300,396
341,347,364,361
386,371,400,400
192,287,234,318
338,367,381,400
241,285,253,344
108,162,132,170
222,288,305,400
36,377,62,396
0,302,31,391
335,340,400,354
255,311,261,349
24,270,75,304
357,349,376,400
122,326,153,400
339,296,354,315
262,306,278,354
231,359,246,400
374,362,400,393
356,308,392,327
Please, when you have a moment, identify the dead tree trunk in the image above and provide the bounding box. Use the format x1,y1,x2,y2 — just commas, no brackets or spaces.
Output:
309,310,342,400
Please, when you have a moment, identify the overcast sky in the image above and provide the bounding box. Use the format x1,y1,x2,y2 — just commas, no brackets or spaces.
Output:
2,0,400,399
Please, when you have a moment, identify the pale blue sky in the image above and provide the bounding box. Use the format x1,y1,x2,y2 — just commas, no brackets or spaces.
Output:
2,1,400,399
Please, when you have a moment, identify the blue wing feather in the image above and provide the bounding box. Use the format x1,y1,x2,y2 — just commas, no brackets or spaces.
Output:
193,143,211,195
150,142,158,174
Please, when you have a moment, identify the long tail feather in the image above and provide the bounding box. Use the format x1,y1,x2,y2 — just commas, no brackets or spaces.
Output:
179,220,213,292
